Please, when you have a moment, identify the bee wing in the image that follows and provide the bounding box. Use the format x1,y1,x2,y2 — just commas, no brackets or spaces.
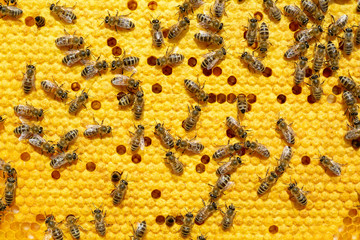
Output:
29,134,45,147
65,49,80,55
223,181,235,191
287,125,296,136
81,60,95,66
205,58,219,70
59,12,74,24
140,135,145,150
51,152,65,161
7,6,21,11
123,66,137,73
43,229,52,240
202,50,217,59
192,0,204,8
111,75,129,86
283,130,294,144
86,125,101,130
19,131,32,141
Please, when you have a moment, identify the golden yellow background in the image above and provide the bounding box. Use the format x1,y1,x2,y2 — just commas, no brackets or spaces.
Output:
0,0,360,239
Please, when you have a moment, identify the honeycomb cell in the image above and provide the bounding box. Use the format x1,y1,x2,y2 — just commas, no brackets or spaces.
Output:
349,209,357,217
226,129,236,138
217,94,226,104
156,215,165,224
152,83,162,93
165,215,175,227
332,86,342,95
116,145,126,155
289,22,299,31
188,57,197,67
201,155,210,164
227,93,236,103
144,137,152,146
71,82,81,91
86,162,96,172
132,154,141,163
247,94,257,103
262,67,272,77
147,56,157,66
127,0,138,10
301,156,311,165
227,76,237,86
51,171,60,179
202,68,212,76
107,37,117,47
269,225,279,234
25,17,35,27
208,93,216,103
277,94,287,104
213,67,222,76
91,100,101,110
327,95,336,104
323,67,332,78
112,46,122,56
20,152,31,161
175,215,184,225
292,85,302,95
254,12,263,21
196,163,205,173
151,189,161,199
148,1,157,10
162,66,172,76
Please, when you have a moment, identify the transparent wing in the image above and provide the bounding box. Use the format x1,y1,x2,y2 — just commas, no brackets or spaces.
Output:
65,49,80,55
19,131,31,141
51,153,65,161
205,58,219,70
59,12,74,24
283,130,294,144
111,75,130,86
140,136,145,150
86,125,101,130
223,181,235,191
202,50,217,59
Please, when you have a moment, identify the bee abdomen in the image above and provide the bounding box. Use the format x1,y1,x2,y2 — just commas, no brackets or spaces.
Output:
52,228,64,240
95,222,106,236
313,58,324,72
153,32,164,47
189,143,204,153
184,79,198,93
131,139,140,151
201,56,214,69
133,105,143,120
162,135,174,148
194,32,211,42
23,80,33,94
257,146,270,158
112,191,124,205
69,103,79,114
168,53,184,65
123,56,139,66
237,102,247,114
180,225,191,238
271,8,282,21
356,28,360,45
172,161,184,174
213,149,225,159
313,88,322,101
294,69,305,85
81,66,93,77
70,226,80,239
297,195,307,206
222,218,231,230
84,129,97,138
118,18,135,29
339,76,356,90
257,182,269,195
4,191,14,205
184,117,196,131
344,41,353,55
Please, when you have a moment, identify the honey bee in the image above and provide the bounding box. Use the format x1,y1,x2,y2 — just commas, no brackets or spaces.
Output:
288,179,308,206
195,199,218,225
328,14,348,37
14,120,43,141
29,134,55,154
226,116,248,139
280,146,293,162
345,124,360,140
284,41,309,59
343,28,354,56
216,155,243,176
244,140,270,158
0,4,22,18
356,25,360,45
22,64,36,94
237,94,248,115
118,93,134,107
283,5,309,26
294,56,308,85
343,91,356,106
263,0,281,21
81,58,108,79
90,205,110,237
275,159,289,176
68,89,89,115
197,13,223,32
111,73,140,94
209,175,233,201
50,1,76,23
276,117,295,145
346,104,359,122
326,41,340,71
14,103,44,120
64,215,85,240
258,22,270,54
245,18,258,46
111,174,128,205
220,204,236,230
102,11,135,31
45,215,64,240
307,74,324,101
184,79,209,103
131,221,146,240
168,17,190,39
55,29,84,48
84,118,112,138
62,47,91,66
4,176,16,206
194,31,224,46
132,90,144,120
130,125,145,152
212,0,228,18
156,47,184,67
212,142,242,160
50,150,78,169
175,136,204,154
339,75,357,92
240,51,265,73
319,155,342,176
183,105,201,131
177,0,204,17
164,151,184,175
257,168,278,195
41,79,69,102
111,51,139,72
154,122,175,148
201,47,226,70
35,16,45,28
0,158,17,179
301,0,324,22
150,17,164,47
57,129,78,151
313,43,326,72
295,25,323,42
179,210,194,238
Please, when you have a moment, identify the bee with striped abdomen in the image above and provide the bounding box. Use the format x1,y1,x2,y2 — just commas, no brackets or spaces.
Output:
64,215,85,240
313,43,326,72
118,93,134,107
319,154,342,176
111,73,140,93
164,151,184,175
245,17,258,46
90,205,110,237
150,17,164,47
50,150,78,169
45,215,64,240
130,125,145,152
197,13,223,32
156,47,184,67
212,0,228,18
194,31,224,46
237,94,248,115
244,140,270,158
283,5,309,26
103,11,135,31
307,74,324,101
22,64,36,94
357,0,360,12
319,0,329,13
220,204,236,230
57,129,78,151
326,41,340,71
168,17,190,39
301,0,324,22
263,0,281,21
154,122,175,148
111,50,139,72
339,75,357,92
4,177,16,206
328,14,348,37
213,142,242,160
179,209,194,238
280,146,293,163
14,103,44,120
184,79,209,103
216,155,243,176
50,1,76,23
288,179,308,206
55,29,84,48
81,58,108,79
345,124,360,140
258,22,270,54
197,234,207,240
226,116,248,140
131,221,146,240
257,168,278,195
29,134,55,154
201,47,226,70
0,158,17,179
62,47,91,66
240,51,265,73
111,174,128,205
14,119,43,141
183,105,201,131
175,136,204,154
284,41,309,59
294,56,308,85
195,199,218,225
343,28,354,56
295,25,323,42
343,91,356,107
0,3,22,18
68,89,88,115
276,117,295,144
35,16,45,28
41,79,69,102
132,89,145,120
84,118,112,138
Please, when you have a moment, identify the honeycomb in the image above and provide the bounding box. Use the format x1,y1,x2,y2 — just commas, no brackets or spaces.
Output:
0,0,360,239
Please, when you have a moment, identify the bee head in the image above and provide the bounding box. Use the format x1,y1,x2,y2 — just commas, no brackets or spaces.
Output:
318,44,325,49
38,109,44,118
61,91,68,99
269,171,278,180
304,41,309,48
104,16,110,24
165,151,173,157
194,105,201,112
111,60,117,70
85,48,91,57
184,17,190,24
38,126,43,134
50,3,55,11
209,191,219,199
233,143,242,151
250,18,257,23
219,23,223,30
276,165,285,174
244,140,251,148
45,215,55,226
178,6,185,13
236,157,242,164
210,202,218,210
151,19,159,24
83,92,89,100
79,37,84,45
263,0,268,2
320,156,328,164
185,212,193,218
312,78,320,85
136,90,144,98
221,47,226,55
72,153,78,160
155,123,161,130
175,139,181,146
331,66,339,71
345,27,353,33
228,204,236,211
276,118,284,126
121,179,128,186
102,60,108,70
300,56,308,61
318,15,324,21
241,131,247,139
241,51,248,58
302,18,309,25
156,57,166,66
317,25,323,32
288,183,296,190
138,125,144,130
